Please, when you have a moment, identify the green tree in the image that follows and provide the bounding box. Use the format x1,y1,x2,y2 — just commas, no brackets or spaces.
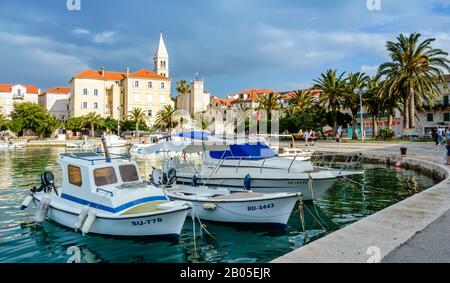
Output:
280,106,327,137
103,117,118,134
65,117,84,133
11,102,50,135
0,114,6,131
129,108,147,137
378,33,450,129
176,80,191,96
314,69,346,135
5,119,24,135
155,105,178,134
82,112,103,137
343,72,369,139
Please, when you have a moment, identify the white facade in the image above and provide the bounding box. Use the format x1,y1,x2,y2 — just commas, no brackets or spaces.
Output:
39,87,71,121
154,33,169,78
0,84,40,117
176,77,211,114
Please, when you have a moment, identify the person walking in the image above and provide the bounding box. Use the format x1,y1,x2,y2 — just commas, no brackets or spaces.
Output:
337,126,343,143
438,127,445,145
309,130,316,146
432,128,438,146
446,128,450,146
304,130,310,147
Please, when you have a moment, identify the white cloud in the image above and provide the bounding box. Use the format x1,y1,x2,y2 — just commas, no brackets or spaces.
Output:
72,28,90,35
93,31,117,44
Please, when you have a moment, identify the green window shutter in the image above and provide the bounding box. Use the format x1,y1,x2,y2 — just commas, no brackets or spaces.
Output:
427,113,434,122
444,96,449,107
444,113,450,122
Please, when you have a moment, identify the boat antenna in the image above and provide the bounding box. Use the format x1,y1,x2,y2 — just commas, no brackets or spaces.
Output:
101,136,112,163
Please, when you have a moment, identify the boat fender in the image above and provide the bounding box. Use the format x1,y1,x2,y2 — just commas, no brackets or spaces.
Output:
81,209,97,236
74,206,90,231
203,203,217,210
244,174,251,191
20,195,34,210
34,195,51,224
192,175,198,187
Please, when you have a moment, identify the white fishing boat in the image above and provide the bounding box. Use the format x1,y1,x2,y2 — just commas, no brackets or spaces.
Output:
66,141,97,149
141,133,364,201
104,134,128,148
0,141,26,149
20,143,190,238
146,143,300,229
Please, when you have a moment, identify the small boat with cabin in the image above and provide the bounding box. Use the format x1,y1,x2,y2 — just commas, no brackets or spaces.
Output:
20,140,190,238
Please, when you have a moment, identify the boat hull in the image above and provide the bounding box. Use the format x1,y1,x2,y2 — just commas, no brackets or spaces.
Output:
167,193,298,229
33,198,190,237
176,175,338,201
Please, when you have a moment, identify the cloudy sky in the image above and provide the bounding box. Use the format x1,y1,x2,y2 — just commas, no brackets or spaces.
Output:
1,0,450,97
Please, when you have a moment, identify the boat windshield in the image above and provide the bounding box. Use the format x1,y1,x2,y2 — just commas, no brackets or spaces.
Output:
94,167,118,187
119,164,140,182
209,142,278,160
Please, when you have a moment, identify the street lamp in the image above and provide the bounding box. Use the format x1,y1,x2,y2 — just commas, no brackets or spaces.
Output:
354,87,368,142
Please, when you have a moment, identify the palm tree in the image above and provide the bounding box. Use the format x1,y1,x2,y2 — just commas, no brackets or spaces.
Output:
290,89,315,112
314,69,347,135
364,77,383,138
83,112,103,137
194,113,209,131
47,116,62,138
176,80,190,96
155,105,178,134
343,72,369,139
378,33,450,129
256,92,282,121
129,108,147,138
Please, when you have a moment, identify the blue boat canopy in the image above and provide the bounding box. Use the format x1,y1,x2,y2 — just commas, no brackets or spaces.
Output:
209,142,278,160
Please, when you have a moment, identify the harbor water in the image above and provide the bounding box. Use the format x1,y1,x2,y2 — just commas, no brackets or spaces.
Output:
0,147,437,263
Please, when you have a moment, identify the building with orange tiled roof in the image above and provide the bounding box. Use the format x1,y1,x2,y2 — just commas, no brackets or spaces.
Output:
0,84,41,116
69,33,173,125
39,87,71,121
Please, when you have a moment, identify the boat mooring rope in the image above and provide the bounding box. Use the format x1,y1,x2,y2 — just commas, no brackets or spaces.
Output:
307,175,329,230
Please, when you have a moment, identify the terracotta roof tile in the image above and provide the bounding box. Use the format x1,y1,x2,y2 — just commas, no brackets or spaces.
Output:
128,69,169,80
0,84,39,94
42,86,71,95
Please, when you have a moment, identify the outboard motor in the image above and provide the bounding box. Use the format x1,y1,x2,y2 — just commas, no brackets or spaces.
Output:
150,168,177,187
31,171,57,195
21,171,57,211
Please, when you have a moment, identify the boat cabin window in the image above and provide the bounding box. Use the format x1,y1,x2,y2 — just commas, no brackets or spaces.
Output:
68,165,82,187
94,167,118,187
119,165,139,182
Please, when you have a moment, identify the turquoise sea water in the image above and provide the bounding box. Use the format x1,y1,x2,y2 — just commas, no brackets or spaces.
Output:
0,147,437,263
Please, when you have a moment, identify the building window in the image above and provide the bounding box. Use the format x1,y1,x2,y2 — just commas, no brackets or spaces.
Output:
148,81,153,88
17,89,22,95
148,110,152,117
68,165,82,187
83,88,88,95
445,113,450,122
161,82,165,89
82,102,88,109
94,102,98,109
134,81,139,88
94,89,99,96
444,95,449,107
427,113,434,122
